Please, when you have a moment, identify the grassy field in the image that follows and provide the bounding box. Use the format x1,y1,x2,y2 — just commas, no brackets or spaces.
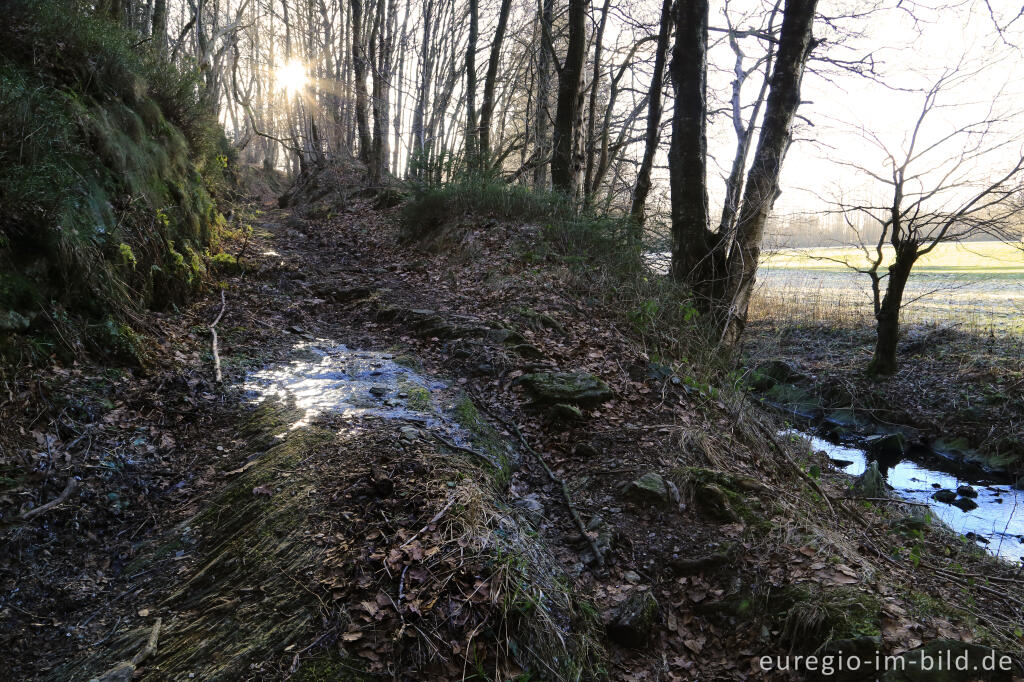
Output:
750,241,1024,333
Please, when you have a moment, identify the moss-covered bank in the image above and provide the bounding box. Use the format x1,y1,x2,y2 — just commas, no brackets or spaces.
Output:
0,0,230,359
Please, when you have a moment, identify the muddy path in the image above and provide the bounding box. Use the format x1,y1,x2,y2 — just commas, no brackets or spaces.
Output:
4,180,1024,680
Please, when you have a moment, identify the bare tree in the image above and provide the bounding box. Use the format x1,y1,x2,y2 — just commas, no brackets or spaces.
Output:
668,0,819,346
827,69,1024,374
629,0,672,232
551,0,587,195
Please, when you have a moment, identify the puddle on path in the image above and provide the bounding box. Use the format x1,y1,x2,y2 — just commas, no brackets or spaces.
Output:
792,431,1024,563
243,341,497,457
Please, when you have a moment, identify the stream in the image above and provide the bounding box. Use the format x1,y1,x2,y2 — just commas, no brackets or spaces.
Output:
794,430,1024,563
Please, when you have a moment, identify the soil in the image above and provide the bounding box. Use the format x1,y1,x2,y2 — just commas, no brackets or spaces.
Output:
3,169,1024,680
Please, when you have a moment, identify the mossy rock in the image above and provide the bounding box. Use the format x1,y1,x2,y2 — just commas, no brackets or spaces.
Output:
754,360,805,387
210,252,242,275
764,382,820,416
607,590,659,648
548,402,584,424
517,371,612,407
853,461,888,499
626,472,670,506
694,482,738,521
818,636,883,681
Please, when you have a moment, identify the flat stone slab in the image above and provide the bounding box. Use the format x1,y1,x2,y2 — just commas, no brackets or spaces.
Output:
517,371,612,407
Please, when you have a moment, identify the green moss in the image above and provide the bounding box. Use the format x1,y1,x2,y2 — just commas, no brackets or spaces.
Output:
0,0,229,358
294,655,372,682
117,243,137,269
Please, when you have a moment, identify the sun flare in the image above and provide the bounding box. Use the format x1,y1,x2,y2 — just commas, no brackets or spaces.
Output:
275,60,308,95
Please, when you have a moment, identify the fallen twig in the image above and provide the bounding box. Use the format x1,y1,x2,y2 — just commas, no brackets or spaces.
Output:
132,617,162,666
21,477,77,521
93,617,162,682
430,432,500,469
495,413,606,567
400,495,458,549
210,289,227,383
750,415,837,517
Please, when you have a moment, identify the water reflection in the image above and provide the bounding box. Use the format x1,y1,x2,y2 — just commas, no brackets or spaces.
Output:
792,431,1024,563
244,342,445,430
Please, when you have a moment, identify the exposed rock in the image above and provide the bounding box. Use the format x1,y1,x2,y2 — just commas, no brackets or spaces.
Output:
852,461,888,498
548,403,584,423
512,494,544,516
952,497,979,512
818,635,882,681
667,544,735,576
879,639,1016,681
665,480,681,505
369,386,388,397
932,489,957,504
607,590,659,648
623,570,642,584
0,309,31,331
398,426,421,442
626,472,669,505
517,371,612,407
956,485,978,498
508,343,544,359
315,285,373,303
694,483,738,521
485,328,526,345
865,432,907,460
752,359,805,388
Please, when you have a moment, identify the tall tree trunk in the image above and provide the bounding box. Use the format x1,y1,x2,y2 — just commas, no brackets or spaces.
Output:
532,0,554,190
411,0,435,177
465,0,479,169
718,0,818,346
350,0,373,167
478,0,513,166
629,0,672,234
668,0,721,304
718,9,777,235
583,0,611,200
550,0,587,195
151,0,167,53
868,249,916,375
369,0,393,184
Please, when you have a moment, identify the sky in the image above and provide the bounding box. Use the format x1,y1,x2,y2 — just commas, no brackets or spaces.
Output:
766,0,1024,214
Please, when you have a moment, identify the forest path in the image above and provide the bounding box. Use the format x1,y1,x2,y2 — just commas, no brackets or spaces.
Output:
6,185,1024,680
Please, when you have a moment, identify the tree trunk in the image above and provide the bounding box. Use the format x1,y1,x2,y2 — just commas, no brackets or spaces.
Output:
411,0,434,176
350,0,373,168
465,0,479,169
629,0,672,234
718,0,818,346
532,0,554,190
478,0,512,165
583,0,611,199
668,0,721,306
868,249,916,375
151,0,167,53
369,0,393,184
550,0,587,195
